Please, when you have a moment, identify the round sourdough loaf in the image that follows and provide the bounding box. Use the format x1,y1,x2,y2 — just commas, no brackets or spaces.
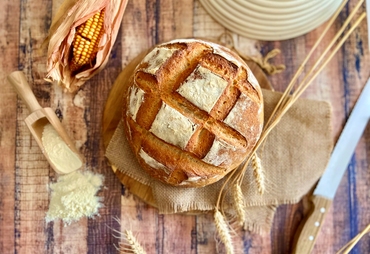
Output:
124,39,264,187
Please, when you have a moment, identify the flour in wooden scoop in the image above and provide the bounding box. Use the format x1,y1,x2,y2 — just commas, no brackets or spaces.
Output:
42,123,82,173
42,123,104,225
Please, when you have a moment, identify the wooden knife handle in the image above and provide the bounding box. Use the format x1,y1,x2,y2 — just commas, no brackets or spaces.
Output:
7,71,42,113
293,195,332,254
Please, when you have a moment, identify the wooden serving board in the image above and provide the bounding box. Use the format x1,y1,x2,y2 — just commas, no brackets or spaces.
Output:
102,50,273,209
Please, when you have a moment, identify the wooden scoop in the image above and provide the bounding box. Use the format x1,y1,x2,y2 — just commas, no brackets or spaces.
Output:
7,71,84,174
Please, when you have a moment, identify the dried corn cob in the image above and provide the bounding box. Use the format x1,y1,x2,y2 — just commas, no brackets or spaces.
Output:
45,0,129,93
70,9,105,73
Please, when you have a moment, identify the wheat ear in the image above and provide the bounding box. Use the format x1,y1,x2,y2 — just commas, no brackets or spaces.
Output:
232,184,246,226
214,208,234,254
251,152,265,195
118,230,146,254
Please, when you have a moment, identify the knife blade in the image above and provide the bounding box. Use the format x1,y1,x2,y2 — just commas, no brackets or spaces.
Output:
292,1,370,252
292,76,370,253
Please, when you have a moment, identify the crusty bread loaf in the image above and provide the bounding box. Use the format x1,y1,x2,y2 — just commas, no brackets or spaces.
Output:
123,39,263,187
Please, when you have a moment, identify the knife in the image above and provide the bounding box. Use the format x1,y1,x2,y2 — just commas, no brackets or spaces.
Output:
292,1,370,251
292,75,370,253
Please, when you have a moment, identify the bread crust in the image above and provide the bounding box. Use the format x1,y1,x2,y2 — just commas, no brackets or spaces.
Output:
123,39,263,187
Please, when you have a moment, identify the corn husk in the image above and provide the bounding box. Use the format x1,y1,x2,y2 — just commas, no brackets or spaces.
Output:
45,0,128,92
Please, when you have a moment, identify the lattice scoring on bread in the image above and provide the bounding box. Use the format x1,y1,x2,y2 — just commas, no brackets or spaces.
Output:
125,39,263,187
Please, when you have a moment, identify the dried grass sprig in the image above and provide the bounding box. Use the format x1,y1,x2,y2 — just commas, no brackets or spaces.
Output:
118,230,147,254
336,223,370,254
232,184,246,226
45,0,128,92
215,0,366,236
264,0,363,129
218,32,285,75
251,152,265,195
214,208,234,254
242,48,286,75
110,217,146,254
216,0,365,204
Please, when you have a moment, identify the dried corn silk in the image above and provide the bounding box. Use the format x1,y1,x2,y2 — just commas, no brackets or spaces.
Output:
46,170,104,225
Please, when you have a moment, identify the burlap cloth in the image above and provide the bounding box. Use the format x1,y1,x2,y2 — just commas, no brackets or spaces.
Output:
105,89,332,233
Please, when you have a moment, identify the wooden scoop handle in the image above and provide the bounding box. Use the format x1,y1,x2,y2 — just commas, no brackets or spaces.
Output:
7,71,42,113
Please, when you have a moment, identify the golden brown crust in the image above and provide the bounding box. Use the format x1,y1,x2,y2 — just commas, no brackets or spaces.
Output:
123,39,263,187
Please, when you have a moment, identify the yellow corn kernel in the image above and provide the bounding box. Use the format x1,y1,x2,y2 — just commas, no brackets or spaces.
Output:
70,9,105,72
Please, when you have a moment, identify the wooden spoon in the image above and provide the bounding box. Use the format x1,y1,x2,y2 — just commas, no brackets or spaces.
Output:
7,71,84,174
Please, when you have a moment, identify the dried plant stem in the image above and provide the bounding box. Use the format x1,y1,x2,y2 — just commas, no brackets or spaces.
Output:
118,230,146,254
265,0,363,130
294,20,366,100
111,217,146,254
263,13,367,137
215,0,366,214
239,1,366,180
251,152,265,195
239,48,285,75
216,159,244,210
336,224,370,254
232,184,246,226
214,208,234,254
264,0,350,129
218,32,285,75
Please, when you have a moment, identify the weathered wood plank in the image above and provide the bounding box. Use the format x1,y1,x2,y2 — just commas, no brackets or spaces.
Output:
120,193,158,253
0,0,20,252
1,0,369,253
314,3,369,253
336,4,370,254
162,214,196,254
14,121,50,253
15,0,52,252
193,0,225,41
193,2,274,253
120,0,157,65
51,220,89,254
154,1,198,253
118,1,162,253
196,213,217,254
266,2,370,253
156,0,193,42
118,1,199,253
82,20,123,254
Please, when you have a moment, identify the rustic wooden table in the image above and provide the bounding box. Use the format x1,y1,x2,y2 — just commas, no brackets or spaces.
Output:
0,0,369,253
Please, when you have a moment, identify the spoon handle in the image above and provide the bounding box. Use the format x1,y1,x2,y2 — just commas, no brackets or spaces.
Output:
7,71,42,113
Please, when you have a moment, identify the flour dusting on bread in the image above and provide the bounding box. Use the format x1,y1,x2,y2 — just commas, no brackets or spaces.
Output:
150,103,198,149
124,39,264,187
177,65,228,113
139,149,171,176
142,47,177,74
128,86,145,121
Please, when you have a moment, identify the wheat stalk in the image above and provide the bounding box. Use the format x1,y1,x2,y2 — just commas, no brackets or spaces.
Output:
110,217,146,254
232,184,246,226
118,230,146,254
213,4,366,254
216,0,366,213
214,209,234,254
251,152,265,195
336,224,370,254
